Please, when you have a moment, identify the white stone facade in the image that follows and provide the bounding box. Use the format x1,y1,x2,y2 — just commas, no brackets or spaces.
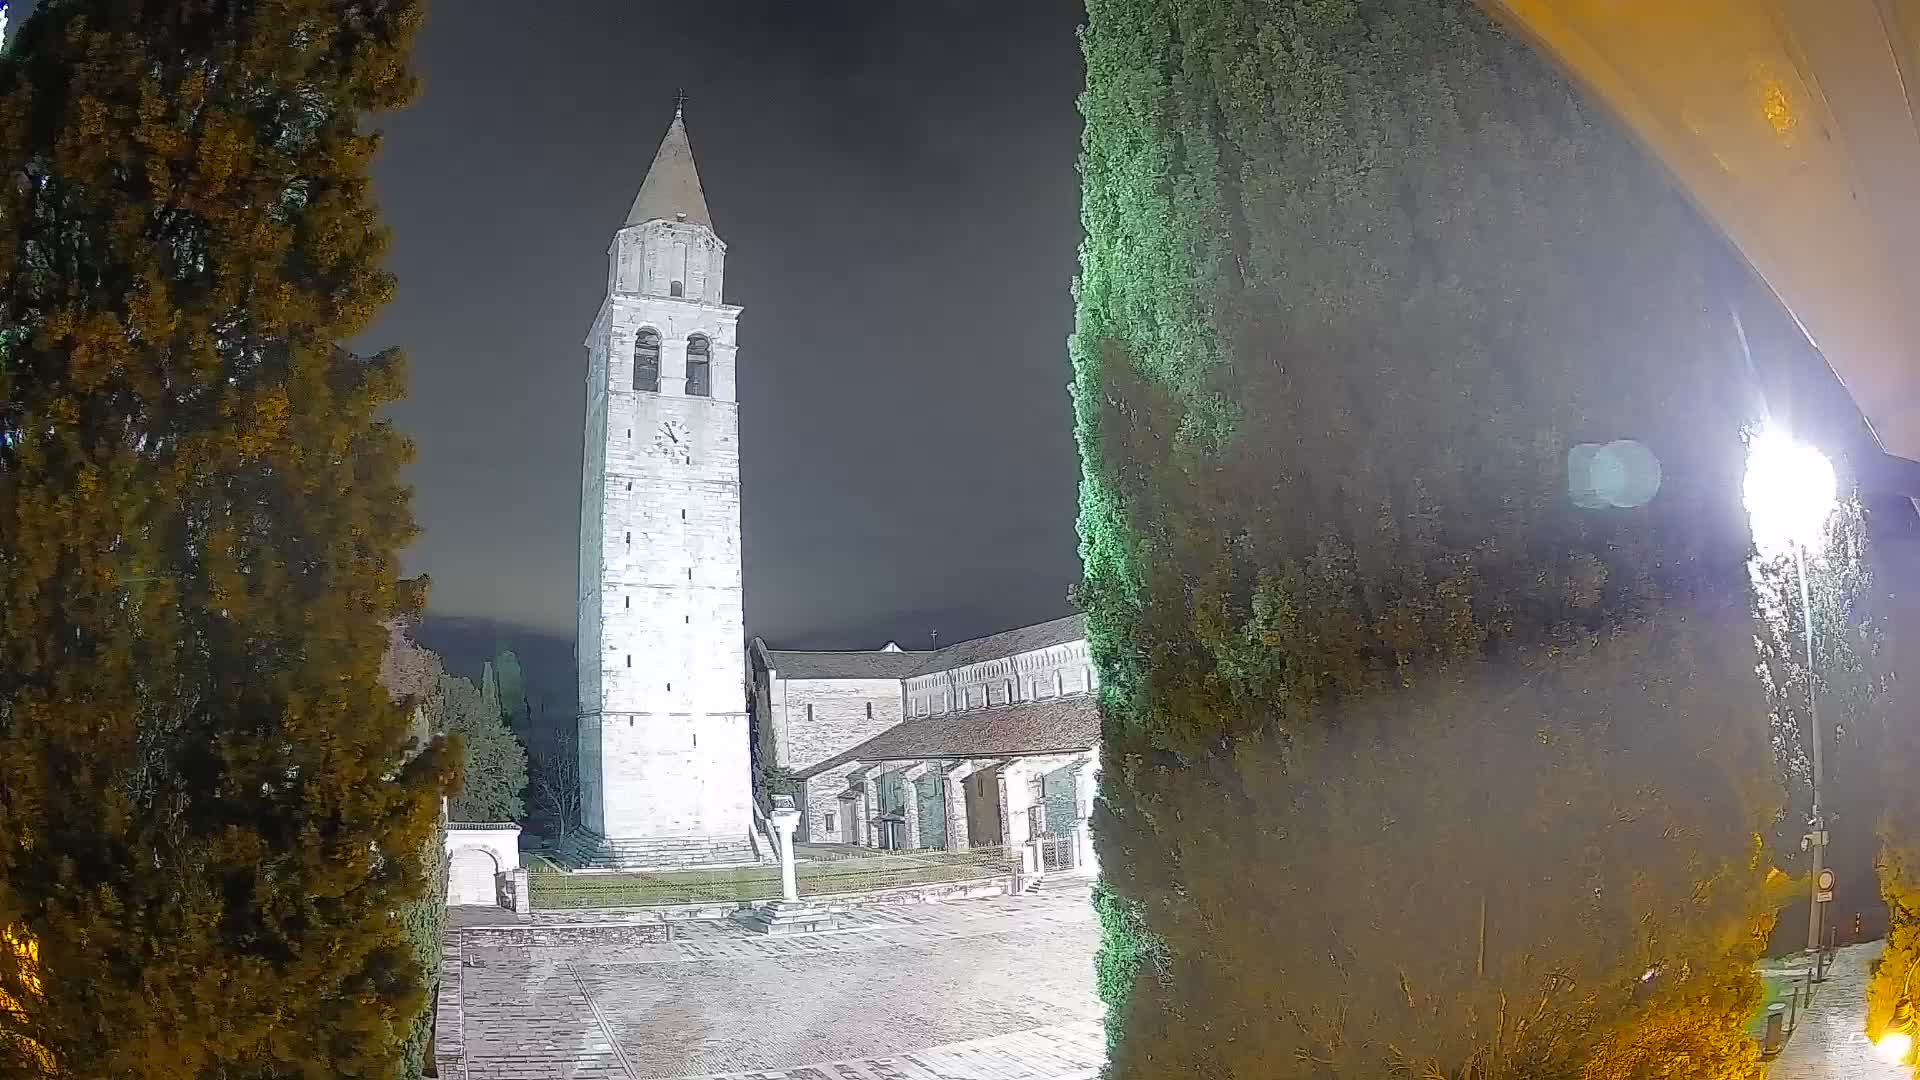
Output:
904,638,1098,718
446,823,522,907
759,676,902,841
750,616,1100,869
577,111,753,848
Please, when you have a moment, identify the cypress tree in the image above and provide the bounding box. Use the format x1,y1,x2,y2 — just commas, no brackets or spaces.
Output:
0,2,450,1076
1072,2,1782,1076
435,672,528,823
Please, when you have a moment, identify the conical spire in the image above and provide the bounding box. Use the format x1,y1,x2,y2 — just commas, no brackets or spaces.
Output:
625,104,712,229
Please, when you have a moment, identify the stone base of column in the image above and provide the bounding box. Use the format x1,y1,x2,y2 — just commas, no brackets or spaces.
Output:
734,899,839,936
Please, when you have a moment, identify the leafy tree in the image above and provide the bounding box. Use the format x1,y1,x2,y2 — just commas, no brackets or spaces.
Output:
527,717,584,842
491,648,530,737
1072,2,1782,1077
1867,531,1920,1061
379,618,451,1080
1749,496,1889,937
435,673,528,823
0,2,448,1076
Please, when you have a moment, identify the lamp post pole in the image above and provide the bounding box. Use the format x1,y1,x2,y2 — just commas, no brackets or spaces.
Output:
1799,542,1827,955
1742,428,1837,958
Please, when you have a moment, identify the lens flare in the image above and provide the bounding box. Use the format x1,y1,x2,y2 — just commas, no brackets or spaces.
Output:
1875,1030,1912,1063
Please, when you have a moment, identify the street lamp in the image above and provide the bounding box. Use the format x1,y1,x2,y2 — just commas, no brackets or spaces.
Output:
1877,1030,1913,1064
1743,428,1837,956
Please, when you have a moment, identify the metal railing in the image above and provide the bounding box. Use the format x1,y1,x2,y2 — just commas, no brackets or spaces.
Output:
527,844,1012,910
1035,832,1076,872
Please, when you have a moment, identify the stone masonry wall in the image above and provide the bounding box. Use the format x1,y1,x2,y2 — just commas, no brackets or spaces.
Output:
773,677,902,841
904,640,1097,718
580,211,751,842
805,762,865,844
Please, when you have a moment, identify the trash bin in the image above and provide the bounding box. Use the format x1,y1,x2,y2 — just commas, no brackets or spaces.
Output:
1763,1002,1788,1054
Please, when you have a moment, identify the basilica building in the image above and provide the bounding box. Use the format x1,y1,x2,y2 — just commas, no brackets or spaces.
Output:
566,108,1097,874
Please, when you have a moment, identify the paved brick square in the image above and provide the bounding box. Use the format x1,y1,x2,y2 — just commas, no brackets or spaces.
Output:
445,884,1103,1080
1767,941,1905,1080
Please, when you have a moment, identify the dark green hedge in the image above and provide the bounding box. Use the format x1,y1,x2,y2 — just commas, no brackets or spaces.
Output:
1071,2,1782,1076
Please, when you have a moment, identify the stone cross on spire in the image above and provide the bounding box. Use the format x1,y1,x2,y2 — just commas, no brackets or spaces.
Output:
626,103,710,228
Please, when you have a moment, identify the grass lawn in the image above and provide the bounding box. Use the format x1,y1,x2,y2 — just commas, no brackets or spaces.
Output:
527,847,1014,909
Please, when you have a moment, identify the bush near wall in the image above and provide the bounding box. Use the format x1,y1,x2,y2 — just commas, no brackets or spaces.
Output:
1071,2,1782,1077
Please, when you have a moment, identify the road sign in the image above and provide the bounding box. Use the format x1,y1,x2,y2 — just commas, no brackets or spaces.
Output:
1818,890,1834,902
1818,868,1836,891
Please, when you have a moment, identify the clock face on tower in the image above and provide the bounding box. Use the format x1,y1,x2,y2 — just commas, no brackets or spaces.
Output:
653,419,692,465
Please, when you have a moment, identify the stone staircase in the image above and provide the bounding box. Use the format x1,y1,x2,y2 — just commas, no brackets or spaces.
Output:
734,899,839,935
549,831,767,871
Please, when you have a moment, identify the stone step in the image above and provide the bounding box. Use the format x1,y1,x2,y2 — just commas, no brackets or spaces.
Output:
735,900,839,936
548,831,770,872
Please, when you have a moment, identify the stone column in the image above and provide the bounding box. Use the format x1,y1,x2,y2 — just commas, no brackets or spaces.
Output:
770,807,801,902
943,763,974,852
1073,757,1099,875
1000,762,1040,876
860,775,880,848
899,764,928,850
899,776,920,849
999,763,1031,847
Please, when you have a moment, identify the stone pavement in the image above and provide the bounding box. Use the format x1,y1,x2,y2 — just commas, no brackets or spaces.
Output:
681,1019,1105,1080
1768,941,1904,1079
444,883,1104,1080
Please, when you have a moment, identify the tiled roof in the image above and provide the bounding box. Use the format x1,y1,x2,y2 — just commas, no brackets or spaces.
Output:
759,648,932,680
758,612,1087,683
796,693,1100,778
909,614,1085,676
626,110,711,228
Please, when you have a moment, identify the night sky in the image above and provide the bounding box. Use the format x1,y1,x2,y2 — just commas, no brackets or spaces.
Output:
352,2,1089,688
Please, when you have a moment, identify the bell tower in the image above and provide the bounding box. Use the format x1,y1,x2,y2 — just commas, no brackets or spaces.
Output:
570,106,755,867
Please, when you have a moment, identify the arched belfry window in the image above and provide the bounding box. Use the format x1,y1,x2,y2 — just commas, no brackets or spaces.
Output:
634,329,660,393
670,280,685,298
686,335,711,398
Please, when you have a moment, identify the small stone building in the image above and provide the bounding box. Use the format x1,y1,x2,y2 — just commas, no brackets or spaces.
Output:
749,615,1100,873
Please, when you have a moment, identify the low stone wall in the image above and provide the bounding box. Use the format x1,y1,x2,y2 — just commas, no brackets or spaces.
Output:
468,873,1014,925
461,922,676,948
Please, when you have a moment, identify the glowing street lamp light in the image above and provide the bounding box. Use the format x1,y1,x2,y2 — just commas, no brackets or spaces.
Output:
1745,430,1838,557
1877,1030,1914,1064
1744,427,1838,956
